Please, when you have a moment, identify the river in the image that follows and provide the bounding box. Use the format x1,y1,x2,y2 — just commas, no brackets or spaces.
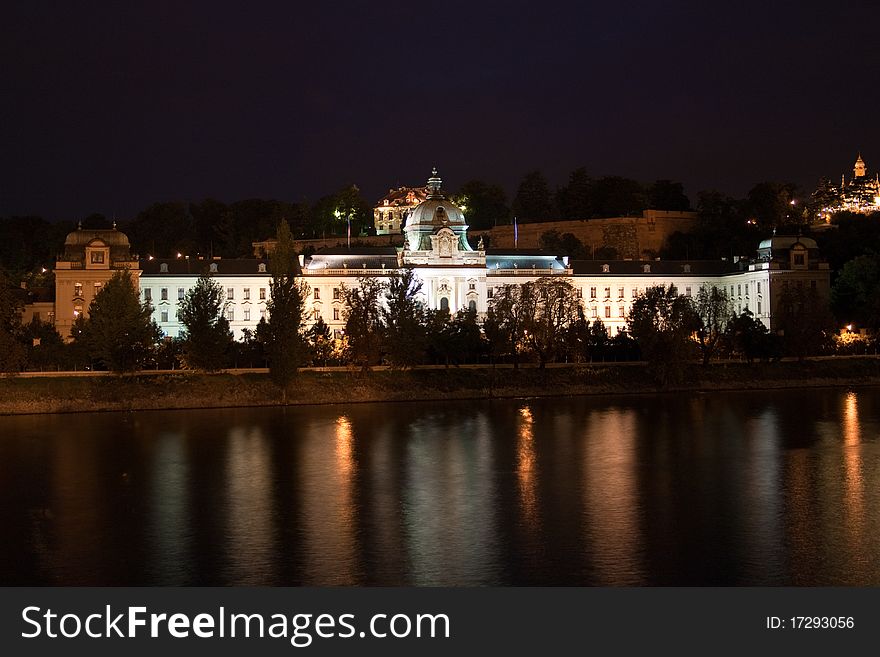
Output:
1,387,878,585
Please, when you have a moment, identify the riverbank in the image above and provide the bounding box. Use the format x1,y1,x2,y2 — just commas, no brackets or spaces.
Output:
2,357,880,415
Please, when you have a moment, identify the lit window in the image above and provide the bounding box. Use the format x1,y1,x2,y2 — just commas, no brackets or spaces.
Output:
259,288,266,300
74,283,83,297
93,282,101,293
90,251,104,264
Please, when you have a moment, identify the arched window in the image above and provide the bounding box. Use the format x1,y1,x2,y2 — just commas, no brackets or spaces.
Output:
440,297,449,312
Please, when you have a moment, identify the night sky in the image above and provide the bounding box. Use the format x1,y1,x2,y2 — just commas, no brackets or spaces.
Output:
2,1,878,219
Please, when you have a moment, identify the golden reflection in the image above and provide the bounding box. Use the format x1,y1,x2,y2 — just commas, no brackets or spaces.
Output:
842,391,865,552
517,405,539,532
582,409,642,584
225,426,277,584
300,414,360,584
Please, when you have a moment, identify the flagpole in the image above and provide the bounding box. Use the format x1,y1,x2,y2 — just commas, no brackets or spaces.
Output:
347,216,351,249
514,216,518,249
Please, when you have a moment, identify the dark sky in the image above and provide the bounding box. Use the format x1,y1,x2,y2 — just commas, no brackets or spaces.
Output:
2,0,878,219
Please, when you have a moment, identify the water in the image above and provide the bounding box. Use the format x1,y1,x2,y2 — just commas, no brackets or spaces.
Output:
1,387,879,586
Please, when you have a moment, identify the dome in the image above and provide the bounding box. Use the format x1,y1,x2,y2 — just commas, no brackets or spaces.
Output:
403,168,473,252
405,198,467,230
63,226,131,247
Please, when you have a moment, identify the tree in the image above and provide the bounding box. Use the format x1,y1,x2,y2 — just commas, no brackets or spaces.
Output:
590,176,646,217
693,285,731,366
513,171,553,222
382,269,426,369
453,180,510,230
264,220,307,394
80,269,160,372
776,284,835,359
342,276,385,369
307,317,333,367
177,272,233,371
0,270,27,372
22,318,67,371
520,278,581,367
831,254,880,331
484,284,529,367
627,284,699,386
539,230,587,259
746,182,800,229
555,167,594,218
648,180,691,211
724,311,780,363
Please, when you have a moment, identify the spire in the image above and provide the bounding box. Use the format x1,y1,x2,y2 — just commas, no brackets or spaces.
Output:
426,167,443,199
854,152,866,178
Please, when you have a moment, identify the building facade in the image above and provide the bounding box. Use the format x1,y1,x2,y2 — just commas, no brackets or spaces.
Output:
812,153,880,218
374,184,428,235
35,171,830,343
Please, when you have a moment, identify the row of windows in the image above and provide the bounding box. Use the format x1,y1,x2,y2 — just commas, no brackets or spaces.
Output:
154,307,269,323
144,287,268,301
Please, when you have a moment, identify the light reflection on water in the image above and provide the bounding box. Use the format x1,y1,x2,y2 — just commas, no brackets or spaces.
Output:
1,387,879,586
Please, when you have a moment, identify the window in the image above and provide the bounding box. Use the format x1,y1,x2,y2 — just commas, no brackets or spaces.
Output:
643,264,651,273
144,288,152,301
576,288,583,299
469,299,477,312
226,308,235,321
74,283,83,297
313,309,320,320
333,330,343,340
605,306,611,318
160,263,169,273
757,281,762,294
161,288,168,300
257,263,266,273
618,287,624,298
333,288,340,300
468,282,476,290
160,311,168,323
604,287,611,299
74,305,83,318
602,264,610,273
243,308,250,321
631,288,637,298
90,251,104,264
737,284,741,296
811,280,817,290
227,288,234,300
94,282,102,293
487,288,494,299
757,301,762,314
590,287,597,299
685,286,692,297
209,263,217,273
259,288,266,300
683,264,691,273
244,288,250,300
178,288,184,300
794,254,805,265
260,309,266,320
333,308,340,321
591,306,598,318
618,306,625,318
313,288,320,300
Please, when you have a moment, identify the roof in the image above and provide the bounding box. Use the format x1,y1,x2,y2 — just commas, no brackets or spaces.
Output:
312,246,398,256
486,253,567,270
377,186,428,206
140,258,271,275
570,259,740,276
757,236,819,251
64,227,131,247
